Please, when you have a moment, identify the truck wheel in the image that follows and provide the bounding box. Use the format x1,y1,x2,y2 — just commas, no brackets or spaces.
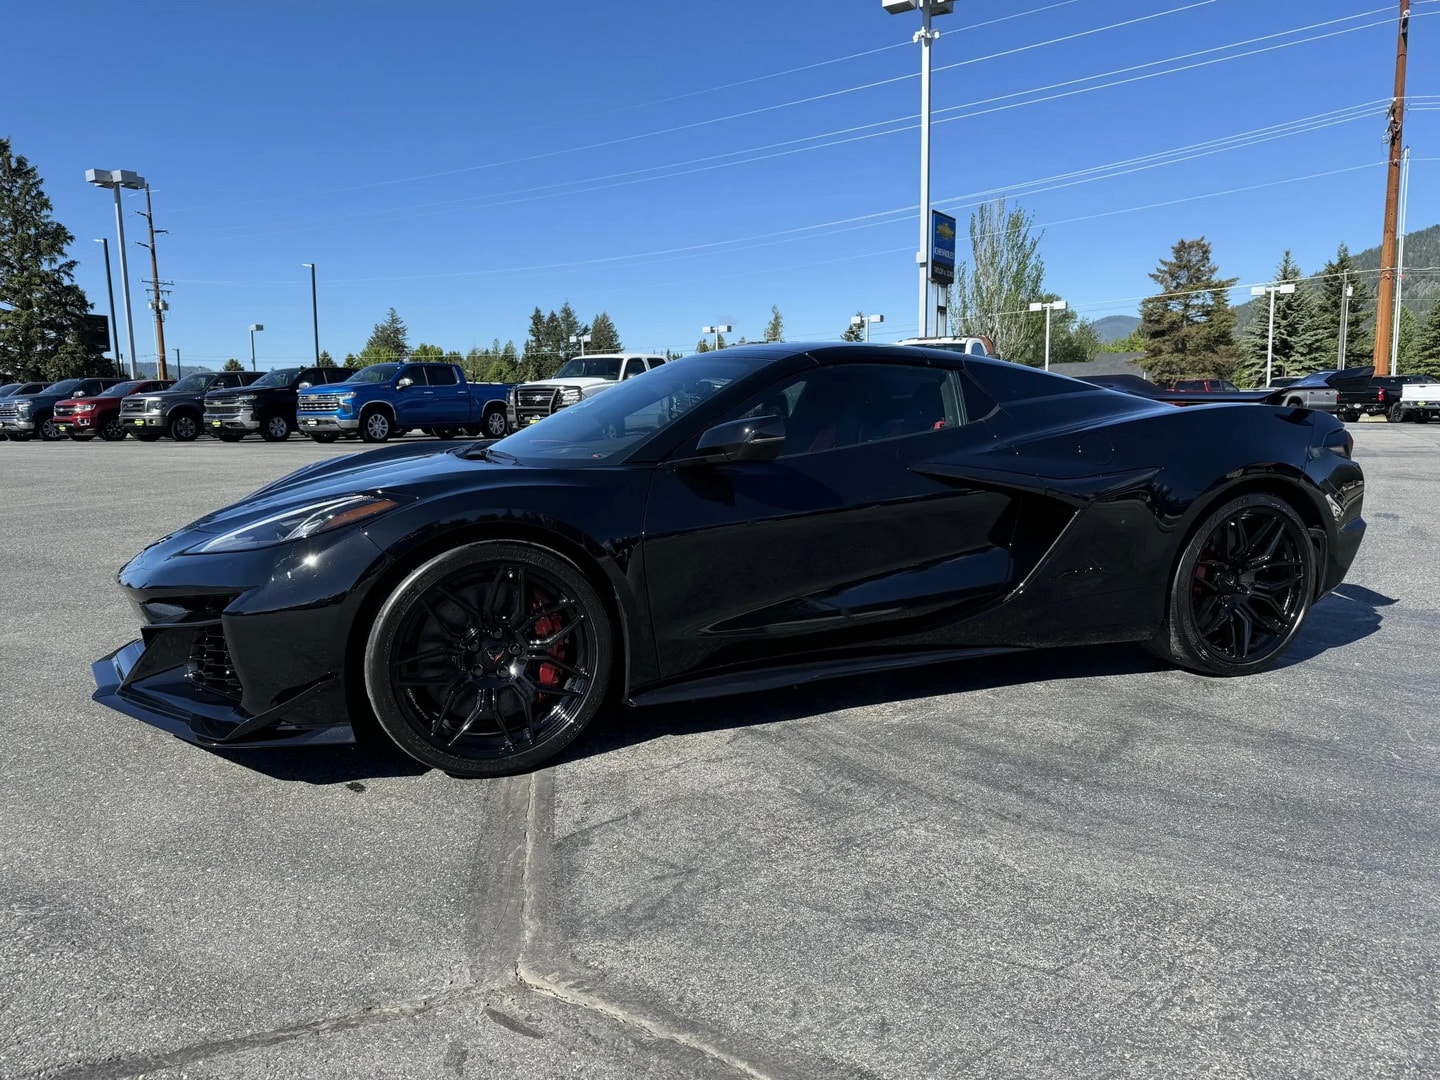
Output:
361,409,393,443
1389,404,1406,423
308,433,340,444
39,416,62,441
99,417,128,441
482,404,508,438
168,412,200,441
1284,397,1304,409
261,414,292,442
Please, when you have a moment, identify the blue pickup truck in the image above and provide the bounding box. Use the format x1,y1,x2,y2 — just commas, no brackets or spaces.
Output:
296,362,511,443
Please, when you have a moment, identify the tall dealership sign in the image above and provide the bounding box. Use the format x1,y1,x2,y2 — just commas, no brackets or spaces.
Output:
930,211,957,288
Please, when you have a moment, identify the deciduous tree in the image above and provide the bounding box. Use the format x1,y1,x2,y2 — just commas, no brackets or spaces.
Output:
947,198,1045,360
223,358,244,371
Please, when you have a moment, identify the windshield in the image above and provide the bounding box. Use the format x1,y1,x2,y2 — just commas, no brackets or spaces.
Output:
99,381,144,398
170,373,212,394
343,364,398,385
492,353,774,465
43,379,83,396
553,357,623,381
251,367,302,389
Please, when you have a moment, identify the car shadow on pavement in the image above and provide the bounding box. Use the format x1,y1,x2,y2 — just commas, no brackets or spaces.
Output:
207,741,429,785
1278,582,1395,666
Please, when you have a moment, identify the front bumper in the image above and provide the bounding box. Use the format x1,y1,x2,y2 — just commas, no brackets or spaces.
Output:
55,413,99,432
126,413,167,428
204,408,260,431
299,416,359,432
0,419,36,433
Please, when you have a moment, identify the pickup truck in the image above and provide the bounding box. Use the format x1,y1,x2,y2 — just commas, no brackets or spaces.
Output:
0,382,49,440
295,361,512,443
54,379,174,440
897,335,999,357
203,364,354,442
1334,374,1429,422
0,376,131,441
1265,376,1339,414
120,370,265,441
506,353,667,430
1393,378,1440,423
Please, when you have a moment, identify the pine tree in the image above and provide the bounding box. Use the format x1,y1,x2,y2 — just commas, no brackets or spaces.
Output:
694,338,710,353
1137,237,1239,385
316,349,336,368
343,353,362,369
589,311,622,352
1397,306,1422,375
842,311,865,342
763,305,784,343
1314,243,1372,368
0,138,104,381
1236,252,1328,387
947,198,1045,360
1414,301,1440,377
360,307,409,364
223,358,244,371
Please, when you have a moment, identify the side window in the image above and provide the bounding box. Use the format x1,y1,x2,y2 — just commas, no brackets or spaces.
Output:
427,365,458,386
622,358,647,380
397,365,424,386
325,368,350,384
722,363,965,459
649,357,666,367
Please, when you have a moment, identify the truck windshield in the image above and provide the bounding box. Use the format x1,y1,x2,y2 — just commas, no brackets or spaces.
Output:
43,379,84,396
344,364,399,384
170,374,212,394
98,381,145,398
251,367,302,388
554,358,623,381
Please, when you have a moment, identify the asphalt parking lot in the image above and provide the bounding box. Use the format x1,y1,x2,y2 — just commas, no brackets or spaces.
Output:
2,425,1437,1080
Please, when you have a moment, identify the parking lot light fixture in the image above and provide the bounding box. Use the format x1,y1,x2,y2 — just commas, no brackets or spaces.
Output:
569,332,592,357
702,324,733,351
1027,299,1067,371
86,169,146,379
1250,283,1296,386
851,313,885,342
249,323,265,371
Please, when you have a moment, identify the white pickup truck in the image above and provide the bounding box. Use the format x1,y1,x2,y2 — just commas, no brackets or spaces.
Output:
506,353,666,431
1393,378,1440,423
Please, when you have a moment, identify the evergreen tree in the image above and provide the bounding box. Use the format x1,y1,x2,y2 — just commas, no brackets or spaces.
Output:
316,349,337,368
1397,306,1422,375
410,342,445,362
1314,243,1372,368
556,302,585,356
0,138,104,381
1236,252,1328,386
521,307,563,380
343,352,362,368
842,311,865,342
763,305,784,343
589,311,622,352
360,307,409,364
947,198,1045,360
1415,300,1440,377
1137,237,1239,385
223,358,244,371
694,337,710,353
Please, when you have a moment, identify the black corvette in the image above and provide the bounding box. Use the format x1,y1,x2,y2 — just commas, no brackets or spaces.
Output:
94,343,1366,776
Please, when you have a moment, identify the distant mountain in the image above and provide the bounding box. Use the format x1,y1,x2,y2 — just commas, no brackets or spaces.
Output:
103,360,215,379
1092,315,1139,343
1233,221,1439,332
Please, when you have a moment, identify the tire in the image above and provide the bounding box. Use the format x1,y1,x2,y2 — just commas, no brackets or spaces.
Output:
1389,404,1406,423
1338,410,1359,423
39,416,62,441
364,541,613,777
360,409,393,443
216,430,245,442
168,412,200,442
260,414,292,442
99,416,127,441
482,405,508,439
1149,493,1315,676
308,433,340,444
1284,397,1304,410
133,430,162,442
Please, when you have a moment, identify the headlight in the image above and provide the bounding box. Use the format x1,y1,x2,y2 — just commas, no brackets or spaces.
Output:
233,394,256,405
146,399,162,412
15,402,32,415
560,385,583,404
75,403,96,412
337,391,355,402
190,494,405,554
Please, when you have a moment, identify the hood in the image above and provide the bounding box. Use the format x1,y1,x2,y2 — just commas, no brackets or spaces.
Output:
521,376,616,390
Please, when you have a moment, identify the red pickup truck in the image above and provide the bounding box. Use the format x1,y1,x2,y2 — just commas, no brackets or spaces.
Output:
54,379,174,441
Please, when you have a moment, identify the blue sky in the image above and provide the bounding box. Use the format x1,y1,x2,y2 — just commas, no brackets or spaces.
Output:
9,0,1439,368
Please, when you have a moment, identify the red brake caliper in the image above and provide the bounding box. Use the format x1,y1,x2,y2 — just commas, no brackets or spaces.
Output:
529,591,564,692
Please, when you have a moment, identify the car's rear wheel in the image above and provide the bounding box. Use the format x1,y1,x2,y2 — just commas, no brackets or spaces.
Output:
1151,493,1314,676
482,405,508,439
99,416,127,441
364,541,612,776
361,409,393,442
1389,404,1407,423
168,412,200,441
261,414,292,441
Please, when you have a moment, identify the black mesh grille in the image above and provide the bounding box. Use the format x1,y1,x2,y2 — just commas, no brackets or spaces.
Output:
187,626,243,700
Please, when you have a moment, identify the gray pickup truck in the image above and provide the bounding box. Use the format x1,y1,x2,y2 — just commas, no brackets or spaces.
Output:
120,370,263,441
1268,376,1338,413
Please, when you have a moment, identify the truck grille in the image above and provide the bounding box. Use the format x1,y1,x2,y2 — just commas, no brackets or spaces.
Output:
187,626,243,701
0,403,20,422
205,402,244,419
515,385,563,424
121,398,153,417
299,395,342,413
53,403,82,419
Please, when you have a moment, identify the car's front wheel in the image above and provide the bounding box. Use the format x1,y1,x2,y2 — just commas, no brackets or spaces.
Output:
168,412,200,441
360,409,393,442
482,405,508,438
261,415,292,442
1389,404,1407,423
364,541,612,776
99,416,127,441
1150,493,1314,676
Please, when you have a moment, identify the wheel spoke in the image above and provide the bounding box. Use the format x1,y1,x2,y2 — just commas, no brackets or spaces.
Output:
507,566,527,625
510,680,538,744
1195,599,1228,637
533,615,586,649
518,601,568,633
448,687,493,746
421,597,465,637
1238,599,1287,636
480,566,509,623
437,585,483,624
1230,607,1254,658
521,655,591,681
430,678,467,736
394,645,455,668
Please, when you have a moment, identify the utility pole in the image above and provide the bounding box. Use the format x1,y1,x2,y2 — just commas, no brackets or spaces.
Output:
1373,0,1409,376
136,184,171,380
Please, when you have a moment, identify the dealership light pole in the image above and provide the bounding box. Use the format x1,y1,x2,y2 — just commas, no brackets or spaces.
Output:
1027,298,1067,371
85,169,145,379
570,332,592,356
1250,282,1296,386
702,324,732,351
249,323,264,371
850,313,885,342
883,0,952,338
1337,274,1354,367
93,238,121,377
302,263,320,364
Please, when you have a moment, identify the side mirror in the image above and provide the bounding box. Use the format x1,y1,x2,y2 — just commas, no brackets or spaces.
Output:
693,414,785,463
297,381,312,390
396,377,414,390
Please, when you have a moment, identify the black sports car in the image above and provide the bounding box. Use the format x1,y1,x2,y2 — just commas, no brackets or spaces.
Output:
93,343,1366,776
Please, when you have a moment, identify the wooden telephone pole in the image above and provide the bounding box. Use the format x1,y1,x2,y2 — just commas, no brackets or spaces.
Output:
1373,1,1410,376
136,184,171,381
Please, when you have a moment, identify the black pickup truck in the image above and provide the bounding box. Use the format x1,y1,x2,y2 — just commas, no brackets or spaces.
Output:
203,365,353,441
1336,374,1432,422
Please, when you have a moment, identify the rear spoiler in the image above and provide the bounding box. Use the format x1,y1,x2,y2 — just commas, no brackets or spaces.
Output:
1079,366,1374,406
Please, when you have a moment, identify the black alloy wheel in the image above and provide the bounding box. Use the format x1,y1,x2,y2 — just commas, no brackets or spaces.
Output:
168,412,200,441
39,417,62,441
365,541,612,776
1152,493,1314,676
99,416,127,441
483,406,508,438
1389,404,1406,423
361,409,393,443
261,414,292,442
308,432,339,443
